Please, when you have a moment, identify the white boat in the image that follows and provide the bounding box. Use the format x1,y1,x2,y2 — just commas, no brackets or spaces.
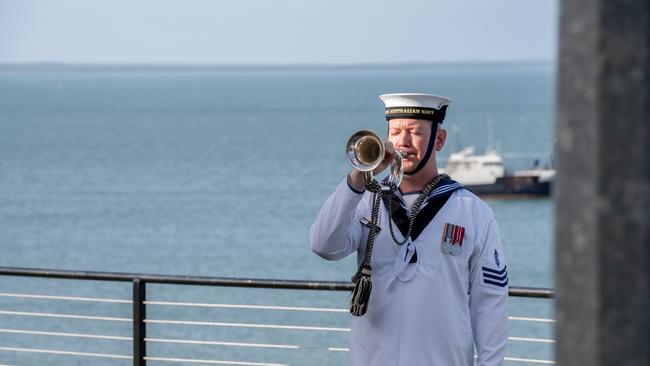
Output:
440,147,555,197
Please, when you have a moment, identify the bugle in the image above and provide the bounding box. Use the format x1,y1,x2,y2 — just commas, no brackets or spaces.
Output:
345,129,404,189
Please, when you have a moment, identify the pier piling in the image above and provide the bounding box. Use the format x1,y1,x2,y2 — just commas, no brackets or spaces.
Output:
556,0,650,365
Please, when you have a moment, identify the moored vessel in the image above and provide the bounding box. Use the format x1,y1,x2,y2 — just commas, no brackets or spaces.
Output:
440,147,555,197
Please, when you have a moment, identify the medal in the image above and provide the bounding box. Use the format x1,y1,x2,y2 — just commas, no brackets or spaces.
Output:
441,223,465,256
450,244,462,256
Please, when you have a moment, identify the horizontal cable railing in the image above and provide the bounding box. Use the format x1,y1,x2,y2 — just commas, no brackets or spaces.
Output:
0,267,554,297
0,327,557,346
0,266,555,365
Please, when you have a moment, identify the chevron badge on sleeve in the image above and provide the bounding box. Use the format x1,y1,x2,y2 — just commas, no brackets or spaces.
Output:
481,248,508,288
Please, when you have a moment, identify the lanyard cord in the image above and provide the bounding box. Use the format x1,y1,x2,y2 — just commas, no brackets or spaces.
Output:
350,174,447,316
386,174,447,246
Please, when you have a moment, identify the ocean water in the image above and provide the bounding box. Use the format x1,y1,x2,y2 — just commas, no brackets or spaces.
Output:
0,64,555,365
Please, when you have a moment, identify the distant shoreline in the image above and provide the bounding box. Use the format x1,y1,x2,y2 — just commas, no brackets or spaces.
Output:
0,60,555,72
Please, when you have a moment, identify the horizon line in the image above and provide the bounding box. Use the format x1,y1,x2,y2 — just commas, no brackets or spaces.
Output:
0,60,555,71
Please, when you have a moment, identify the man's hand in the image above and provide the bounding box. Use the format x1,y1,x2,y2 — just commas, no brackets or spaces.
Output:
348,141,395,191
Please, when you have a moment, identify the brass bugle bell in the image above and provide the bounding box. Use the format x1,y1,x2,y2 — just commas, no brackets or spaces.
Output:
345,129,404,188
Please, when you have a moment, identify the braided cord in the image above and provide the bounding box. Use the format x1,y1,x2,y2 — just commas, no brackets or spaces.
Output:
351,180,382,283
352,174,447,283
386,174,447,246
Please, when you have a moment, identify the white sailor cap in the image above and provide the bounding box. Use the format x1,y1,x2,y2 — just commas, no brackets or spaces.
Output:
379,93,452,124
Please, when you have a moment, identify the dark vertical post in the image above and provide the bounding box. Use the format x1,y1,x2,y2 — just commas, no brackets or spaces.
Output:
133,279,146,366
556,0,650,365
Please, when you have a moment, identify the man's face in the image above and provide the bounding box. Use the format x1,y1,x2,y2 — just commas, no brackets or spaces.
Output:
387,118,445,174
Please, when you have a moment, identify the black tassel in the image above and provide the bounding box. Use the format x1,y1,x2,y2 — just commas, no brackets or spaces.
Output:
350,266,372,316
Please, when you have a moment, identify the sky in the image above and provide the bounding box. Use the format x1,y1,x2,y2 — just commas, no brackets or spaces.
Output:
0,0,558,65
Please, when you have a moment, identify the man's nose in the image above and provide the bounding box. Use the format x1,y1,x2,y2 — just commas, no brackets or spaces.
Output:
397,130,412,147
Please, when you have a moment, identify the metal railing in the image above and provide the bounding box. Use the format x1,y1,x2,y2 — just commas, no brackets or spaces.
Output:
0,266,555,366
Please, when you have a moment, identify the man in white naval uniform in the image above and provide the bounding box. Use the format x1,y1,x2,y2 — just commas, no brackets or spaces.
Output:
310,93,508,366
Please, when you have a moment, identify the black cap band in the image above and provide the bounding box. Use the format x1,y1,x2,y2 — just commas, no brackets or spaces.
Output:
385,105,448,124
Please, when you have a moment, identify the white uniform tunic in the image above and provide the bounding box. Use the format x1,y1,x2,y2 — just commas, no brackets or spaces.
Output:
310,177,508,366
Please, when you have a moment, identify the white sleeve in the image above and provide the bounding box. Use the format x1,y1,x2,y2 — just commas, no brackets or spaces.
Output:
309,176,366,261
469,216,509,366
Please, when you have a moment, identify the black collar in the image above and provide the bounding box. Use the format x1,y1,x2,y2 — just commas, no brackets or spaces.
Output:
381,176,464,241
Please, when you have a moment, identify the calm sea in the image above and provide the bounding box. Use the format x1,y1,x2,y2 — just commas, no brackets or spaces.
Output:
0,64,556,365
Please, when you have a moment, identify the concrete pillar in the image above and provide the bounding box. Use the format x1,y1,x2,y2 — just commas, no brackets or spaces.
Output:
556,0,650,365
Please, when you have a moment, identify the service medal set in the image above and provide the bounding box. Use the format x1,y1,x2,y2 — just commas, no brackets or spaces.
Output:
441,223,465,256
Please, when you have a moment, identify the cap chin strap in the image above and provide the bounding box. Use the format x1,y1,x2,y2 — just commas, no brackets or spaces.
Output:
404,124,437,176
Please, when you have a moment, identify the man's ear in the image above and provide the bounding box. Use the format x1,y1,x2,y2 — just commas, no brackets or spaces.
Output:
435,127,447,151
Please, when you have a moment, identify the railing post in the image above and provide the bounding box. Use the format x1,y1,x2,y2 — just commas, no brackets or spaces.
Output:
133,279,146,366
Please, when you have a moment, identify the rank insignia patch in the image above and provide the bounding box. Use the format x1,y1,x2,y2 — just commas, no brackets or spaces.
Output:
481,265,508,288
441,223,465,256
481,245,508,289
